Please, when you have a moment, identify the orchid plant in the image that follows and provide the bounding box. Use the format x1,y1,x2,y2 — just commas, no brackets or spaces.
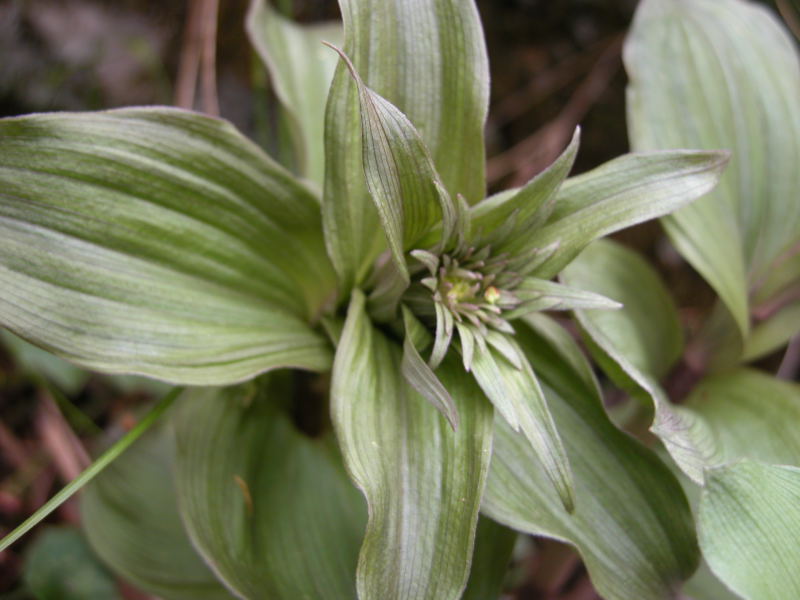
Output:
1,0,798,598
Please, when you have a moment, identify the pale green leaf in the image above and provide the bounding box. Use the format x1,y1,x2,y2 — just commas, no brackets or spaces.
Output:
666,370,800,600
401,306,459,430
0,108,334,385
699,461,800,600
329,46,454,281
483,324,699,600
625,0,800,337
322,0,489,288
561,239,715,484
470,127,580,240
173,380,365,600
506,276,622,319
246,0,342,186
81,422,233,600
470,341,575,512
332,290,493,600
23,527,119,600
461,517,517,600
527,150,729,279
684,369,800,467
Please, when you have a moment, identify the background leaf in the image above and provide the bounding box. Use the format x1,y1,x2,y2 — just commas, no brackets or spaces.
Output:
482,323,699,600
699,461,800,600
81,421,233,600
23,527,119,600
331,291,493,600
322,0,489,289
173,379,366,600
0,108,334,384
625,0,800,338
561,239,716,483
684,369,800,467
246,0,342,187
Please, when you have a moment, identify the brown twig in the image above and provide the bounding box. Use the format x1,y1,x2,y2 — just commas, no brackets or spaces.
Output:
777,335,800,380
35,391,90,483
0,421,28,470
174,0,219,115
777,0,800,39
487,35,624,187
199,0,220,116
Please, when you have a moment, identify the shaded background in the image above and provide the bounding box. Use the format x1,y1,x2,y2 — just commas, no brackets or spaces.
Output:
0,1,798,598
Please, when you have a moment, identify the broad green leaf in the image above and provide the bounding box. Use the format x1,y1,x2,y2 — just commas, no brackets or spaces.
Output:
332,290,493,600
81,422,233,600
684,369,800,467
483,323,699,600
323,0,489,289
527,150,729,279
330,47,454,281
0,108,334,384
461,517,517,600
625,0,800,337
173,380,366,600
668,370,800,600
246,0,342,187
470,341,575,512
470,127,580,240
23,527,119,600
562,239,714,484
699,461,800,600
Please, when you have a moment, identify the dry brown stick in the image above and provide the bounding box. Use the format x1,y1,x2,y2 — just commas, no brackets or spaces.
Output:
35,392,90,483
174,0,204,109
492,34,621,129
529,539,581,597
487,35,623,187
0,421,27,470
200,0,220,116
777,335,800,380
777,0,800,39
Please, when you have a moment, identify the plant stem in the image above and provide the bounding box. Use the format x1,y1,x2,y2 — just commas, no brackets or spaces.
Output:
0,386,183,553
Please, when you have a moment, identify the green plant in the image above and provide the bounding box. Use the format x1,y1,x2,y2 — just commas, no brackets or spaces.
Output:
0,0,797,599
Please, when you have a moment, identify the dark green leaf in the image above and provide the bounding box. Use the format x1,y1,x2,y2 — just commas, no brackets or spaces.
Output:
461,517,517,600
81,422,233,600
173,380,366,599
23,527,119,600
